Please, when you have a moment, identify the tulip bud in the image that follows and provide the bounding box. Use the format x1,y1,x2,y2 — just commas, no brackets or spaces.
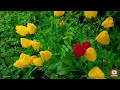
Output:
54,11,65,17
95,31,110,45
84,47,97,61
88,66,105,79
101,17,114,28
84,11,98,19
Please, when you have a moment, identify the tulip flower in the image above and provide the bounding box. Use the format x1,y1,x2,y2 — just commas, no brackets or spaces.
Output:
73,44,86,58
54,11,65,17
20,38,32,48
101,17,114,28
31,41,41,51
84,47,97,61
16,25,29,36
30,56,37,65
27,23,37,34
88,67,105,79
59,20,65,26
32,58,43,66
13,55,31,68
84,11,98,19
39,50,52,61
95,31,110,45
82,41,91,49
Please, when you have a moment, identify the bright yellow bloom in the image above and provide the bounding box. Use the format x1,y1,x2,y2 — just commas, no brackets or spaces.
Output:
20,38,32,48
84,11,98,19
30,55,37,65
84,47,97,61
16,25,29,36
101,17,114,28
95,31,110,45
32,58,43,66
27,23,37,34
39,50,52,61
59,20,65,26
88,67,105,79
54,11,65,17
13,55,31,68
31,41,41,51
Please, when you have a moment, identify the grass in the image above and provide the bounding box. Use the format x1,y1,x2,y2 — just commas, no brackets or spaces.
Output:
0,11,120,79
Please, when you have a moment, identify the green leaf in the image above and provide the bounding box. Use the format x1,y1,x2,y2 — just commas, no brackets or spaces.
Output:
57,62,70,75
62,52,74,66
48,61,61,71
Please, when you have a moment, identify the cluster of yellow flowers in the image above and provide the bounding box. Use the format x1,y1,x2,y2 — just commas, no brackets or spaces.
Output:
54,11,114,79
14,23,52,68
14,51,52,68
84,11,114,79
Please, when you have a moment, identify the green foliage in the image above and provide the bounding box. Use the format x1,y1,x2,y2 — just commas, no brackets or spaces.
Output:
0,11,120,79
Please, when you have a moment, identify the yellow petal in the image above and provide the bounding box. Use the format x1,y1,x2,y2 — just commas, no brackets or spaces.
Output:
13,60,26,68
30,56,37,65
39,50,52,61
84,47,97,61
16,25,29,36
19,53,29,59
101,17,114,28
95,31,110,45
32,58,43,66
27,23,37,34
88,67,105,79
54,11,65,17
84,11,98,19
31,41,41,51
20,38,32,48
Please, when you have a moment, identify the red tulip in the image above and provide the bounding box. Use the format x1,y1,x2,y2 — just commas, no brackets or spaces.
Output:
82,41,91,49
73,44,86,58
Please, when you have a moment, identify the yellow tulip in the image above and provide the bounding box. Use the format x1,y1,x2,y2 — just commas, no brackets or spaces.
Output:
27,23,37,34
13,55,31,68
32,58,43,66
39,50,52,61
95,31,110,45
31,41,41,51
30,56,37,65
84,47,97,61
20,38,32,48
59,20,65,26
88,67,105,79
16,25,29,36
54,11,65,17
101,17,114,28
84,11,98,19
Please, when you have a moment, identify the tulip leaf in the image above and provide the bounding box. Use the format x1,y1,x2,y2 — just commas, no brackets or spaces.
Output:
62,52,74,66
57,62,71,75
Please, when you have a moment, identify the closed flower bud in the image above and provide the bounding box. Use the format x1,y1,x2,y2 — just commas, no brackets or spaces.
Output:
101,17,114,28
54,11,65,17
20,38,32,48
31,41,41,51
32,58,43,66
73,44,86,58
84,11,98,19
59,20,65,26
16,25,29,36
95,31,110,45
84,47,97,61
82,41,91,49
88,67,105,79
39,50,52,61
27,23,37,34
